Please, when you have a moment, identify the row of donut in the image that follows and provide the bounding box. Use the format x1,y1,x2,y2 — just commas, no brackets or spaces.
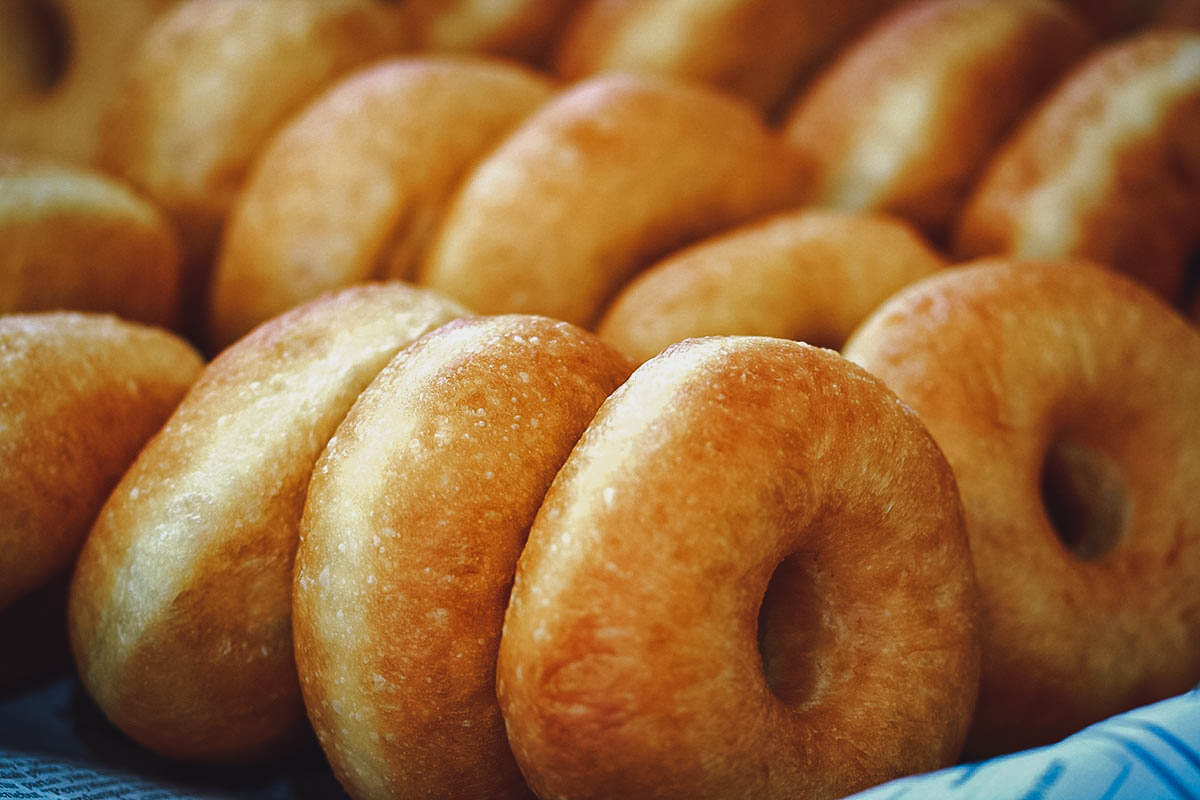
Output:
4,251,1198,799
2,0,1198,354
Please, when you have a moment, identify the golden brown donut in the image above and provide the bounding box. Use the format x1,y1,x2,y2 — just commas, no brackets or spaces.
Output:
0,312,201,612
405,0,579,61
68,283,467,764
844,259,1200,756
210,57,553,349
555,0,901,112
294,315,631,800
954,30,1200,302
0,156,182,327
597,209,946,364
783,0,1092,234
418,73,809,326
98,0,407,265
498,336,979,800
0,0,175,163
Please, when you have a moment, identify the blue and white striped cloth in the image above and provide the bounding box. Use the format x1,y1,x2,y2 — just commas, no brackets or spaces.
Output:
846,685,1200,800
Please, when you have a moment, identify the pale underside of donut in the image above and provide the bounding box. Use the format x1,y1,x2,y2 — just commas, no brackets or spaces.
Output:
597,209,946,364
954,31,1200,303
0,313,201,612
418,73,809,327
498,337,979,800
97,0,408,266
0,157,182,328
844,259,1200,756
67,284,467,764
554,0,902,112
294,315,631,800
210,57,554,350
783,0,1092,235
0,0,176,165
405,0,579,61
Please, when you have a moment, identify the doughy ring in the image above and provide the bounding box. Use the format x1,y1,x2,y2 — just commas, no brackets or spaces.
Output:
0,0,174,163
783,0,1092,234
555,0,900,112
211,57,553,349
954,31,1200,302
597,209,946,364
418,74,809,326
405,0,578,61
294,315,631,800
0,312,201,612
98,0,406,265
844,259,1200,756
68,283,467,764
0,156,182,327
498,336,979,800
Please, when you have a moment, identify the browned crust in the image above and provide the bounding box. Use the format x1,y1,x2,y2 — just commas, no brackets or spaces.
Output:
954,30,1200,301
67,283,467,764
405,0,579,61
97,0,407,264
0,156,183,327
498,337,978,799
845,258,1200,755
784,0,1092,234
0,312,201,612
596,209,946,363
294,315,631,800
210,57,554,350
418,73,810,326
554,0,901,112
0,0,177,164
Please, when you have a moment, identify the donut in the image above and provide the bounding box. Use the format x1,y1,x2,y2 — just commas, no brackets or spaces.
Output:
597,209,946,364
68,283,467,764
843,259,1200,755
783,0,1092,235
0,156,182,328
294,315,631,800
405,0,579,61
497,337,980,799
554,0,901,112
98,0,407,267
418,74,809,326
0,312,201,613
0,0,175,164
954,30,1200,302
210,57,553,350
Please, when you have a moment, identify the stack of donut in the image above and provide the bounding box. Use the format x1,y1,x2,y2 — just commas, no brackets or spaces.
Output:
1,0,1199,798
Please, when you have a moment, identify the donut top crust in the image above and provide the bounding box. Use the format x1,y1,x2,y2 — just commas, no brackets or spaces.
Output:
0,312,202,611
99,0,407,258
596,209,946,363
0,0,175,164
295,315,631,800
67,283,467,764
406,0,577,59
0,157,182,327
419,73,810,326
554,0,902,111
499,336,979,799
844,259,1200,753
784,0,1092,232
954,31,1200,300
211,56,554,348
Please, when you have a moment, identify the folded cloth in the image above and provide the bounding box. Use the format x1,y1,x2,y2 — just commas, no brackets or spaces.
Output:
845,686,1200,800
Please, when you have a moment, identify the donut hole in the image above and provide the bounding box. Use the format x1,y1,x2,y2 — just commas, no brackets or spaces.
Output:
18,0,70,93
756,553,828,707
1040,440,1129,560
